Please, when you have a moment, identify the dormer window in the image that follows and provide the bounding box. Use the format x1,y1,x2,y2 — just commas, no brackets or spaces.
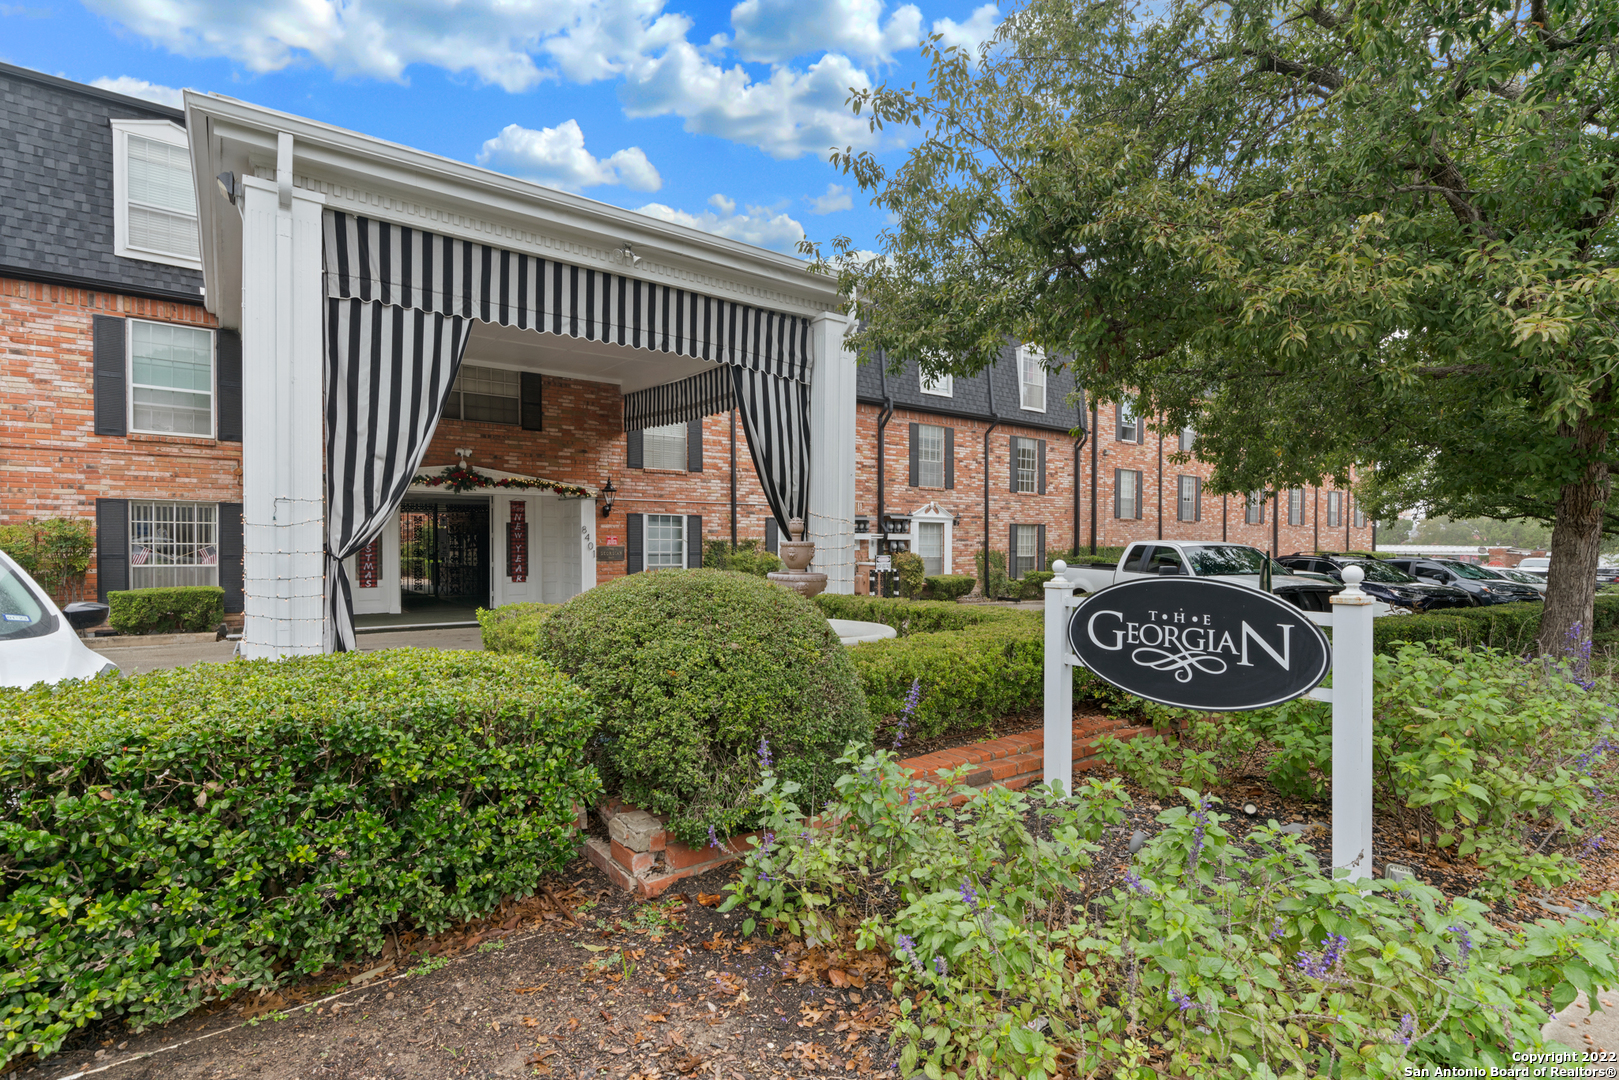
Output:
1018,346,1046,411
920,370,953,397
112,119,200,270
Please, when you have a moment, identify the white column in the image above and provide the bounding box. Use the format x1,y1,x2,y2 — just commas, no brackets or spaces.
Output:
238,160,325,659
1042,561,1077,794
808,310,856,593
579,499,598,591
1330,565,1376,879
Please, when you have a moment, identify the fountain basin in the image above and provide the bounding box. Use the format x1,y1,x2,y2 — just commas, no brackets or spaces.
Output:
828,618,897,646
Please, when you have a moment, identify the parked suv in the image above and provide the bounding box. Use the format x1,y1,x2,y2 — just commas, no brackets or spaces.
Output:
1278,554,1473,612
1383,558,1544,605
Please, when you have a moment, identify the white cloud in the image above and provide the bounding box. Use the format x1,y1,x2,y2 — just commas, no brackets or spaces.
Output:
930,3,999,56
90,75,184,107
808,182,852,214
619,44,875,160
726,0,920,64
634,193,805,254
477,120,662,192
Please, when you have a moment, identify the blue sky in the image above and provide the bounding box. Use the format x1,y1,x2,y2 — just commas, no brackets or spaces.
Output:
1,0,1000,256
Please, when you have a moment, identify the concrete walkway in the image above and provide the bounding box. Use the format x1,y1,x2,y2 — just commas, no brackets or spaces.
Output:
89,626,483,674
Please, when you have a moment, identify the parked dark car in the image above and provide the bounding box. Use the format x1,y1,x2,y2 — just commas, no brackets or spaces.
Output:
1279,554,1474,612
1383,558,1544,605
1597,565,1619,584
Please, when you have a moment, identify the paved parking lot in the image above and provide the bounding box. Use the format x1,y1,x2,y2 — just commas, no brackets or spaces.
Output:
89,627,483,674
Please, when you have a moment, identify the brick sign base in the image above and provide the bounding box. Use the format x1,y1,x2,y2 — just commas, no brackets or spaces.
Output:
586,713,1151,898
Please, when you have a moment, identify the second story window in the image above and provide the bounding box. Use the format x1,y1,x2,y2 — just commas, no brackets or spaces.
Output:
917,424,945,488
130,319,213,436
1014,438,1038,493
112,120,199,270
920,370,953,397
1116,400,1139,443
1287,487,1305,526
1018,346,1046,411
1353,504,1367,529
1246,490,1266,525
1179,425,1195,453
642,422,688,470
443,364,521,425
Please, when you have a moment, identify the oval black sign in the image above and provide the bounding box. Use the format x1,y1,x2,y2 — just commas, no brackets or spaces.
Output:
1068,578,1331,711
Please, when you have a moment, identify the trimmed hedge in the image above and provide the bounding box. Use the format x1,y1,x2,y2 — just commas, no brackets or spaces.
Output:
0,651,599,1067
476,602,557,653
107,586,224,634
1018,570,1056,599
537,570,871,847
1373,595,1619,655
701,538,782,577
924,574,976,601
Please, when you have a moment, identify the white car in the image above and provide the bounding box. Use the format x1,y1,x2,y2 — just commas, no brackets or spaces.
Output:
1516,557,1550,579
0,549,118,689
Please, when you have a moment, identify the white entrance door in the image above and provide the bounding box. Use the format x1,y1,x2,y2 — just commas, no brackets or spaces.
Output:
540,496,581,604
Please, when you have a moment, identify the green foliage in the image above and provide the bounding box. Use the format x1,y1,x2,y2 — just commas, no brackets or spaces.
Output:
1049,546,1125,566
727,758,1619,1078
701,538,783,577
106,586,224,634
1018,570,1055,599
476,602,558,653
0,518,95,601
972,548,1014,600
892,550,926,598
0,651,599,1068
1101,646,1616,899
537,569,871,847
1373,596,1619,657
815,596,1135,738
923,574,975,601
1412,516,1553,550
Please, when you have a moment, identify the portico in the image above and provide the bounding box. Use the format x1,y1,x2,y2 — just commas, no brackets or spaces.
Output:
184,93,857,659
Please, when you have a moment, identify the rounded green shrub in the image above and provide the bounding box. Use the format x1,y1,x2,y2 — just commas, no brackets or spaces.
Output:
539,569,872,845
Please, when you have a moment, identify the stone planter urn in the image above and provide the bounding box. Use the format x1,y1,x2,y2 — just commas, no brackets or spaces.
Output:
767,517,827,599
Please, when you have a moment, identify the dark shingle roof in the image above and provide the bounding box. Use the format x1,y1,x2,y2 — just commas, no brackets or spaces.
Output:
855,343,1087,434
0,62,203,301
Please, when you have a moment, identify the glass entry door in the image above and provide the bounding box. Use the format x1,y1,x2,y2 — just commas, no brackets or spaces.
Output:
398,499,491,608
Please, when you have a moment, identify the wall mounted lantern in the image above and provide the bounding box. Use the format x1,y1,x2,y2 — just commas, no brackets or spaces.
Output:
600,477,617,518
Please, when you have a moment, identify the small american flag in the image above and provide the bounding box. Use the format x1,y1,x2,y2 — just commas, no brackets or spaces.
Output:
131,546,150,566
199,545,218,565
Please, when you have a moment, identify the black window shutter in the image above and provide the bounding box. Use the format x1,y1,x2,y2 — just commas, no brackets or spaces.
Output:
944,428,954,489
686,515,703,568
1008,524,1017,569
1136,471,1145,519
218,502,244,613
1037,439,1046,495
1010,437,1019,493
520,372,544,431
626,514,644,573
93,316,127,437
216,329,242,442
765,518,778,554
908,423,919,487
95,498,128,602
687,418,704,472
1037,524,1046,570
626,429,644,469
1195,478,1202,522
1113,468,1122,519
1114,403,1123,442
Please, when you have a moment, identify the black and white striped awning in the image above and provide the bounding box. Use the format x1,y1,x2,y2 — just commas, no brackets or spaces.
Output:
622,367,734,431
323,212,813,384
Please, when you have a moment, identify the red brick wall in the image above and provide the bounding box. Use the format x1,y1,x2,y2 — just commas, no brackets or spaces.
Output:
0,277,236,599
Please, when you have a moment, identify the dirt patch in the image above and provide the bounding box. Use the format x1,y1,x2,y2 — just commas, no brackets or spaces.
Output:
877,701,1138,760
31,864,894,1080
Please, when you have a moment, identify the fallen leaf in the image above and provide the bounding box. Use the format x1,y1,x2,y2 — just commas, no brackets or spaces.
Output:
696,893,725,907
579,944,612,953
521,1016,540,1027
645,1013,668,1022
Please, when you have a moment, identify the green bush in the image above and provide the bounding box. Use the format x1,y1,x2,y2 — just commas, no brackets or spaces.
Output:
923,573,975,601
1049,545,1125,565
725,757,1619,1078
1018,569,1055,599
477,602,557,653
1372,595,1619,655
0,518,95,602
814,596,1130,738
701,538,783,577
0,651,599,1067
106,586,224,634
972,548,1015,599
537,570,871,846
892,550,926,598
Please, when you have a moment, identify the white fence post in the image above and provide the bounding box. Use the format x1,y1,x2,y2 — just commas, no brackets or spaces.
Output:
1043,560,1076,794
1329,565,1376,880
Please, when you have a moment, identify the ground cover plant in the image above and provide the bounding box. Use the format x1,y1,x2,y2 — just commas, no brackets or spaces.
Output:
536,569,871,848
1099,641,1618,900
724,747,1619,1078
0,651,599,1069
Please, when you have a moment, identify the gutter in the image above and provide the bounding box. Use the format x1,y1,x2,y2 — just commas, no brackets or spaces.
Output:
875,360,894,595
983,371,1000,588
1089,402,1100,553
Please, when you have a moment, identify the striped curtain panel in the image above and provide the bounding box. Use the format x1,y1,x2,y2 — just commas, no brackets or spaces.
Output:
732,366,810,534
324,297,471,653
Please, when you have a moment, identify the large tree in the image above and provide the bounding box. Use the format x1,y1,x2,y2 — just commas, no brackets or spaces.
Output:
825,0,1619,651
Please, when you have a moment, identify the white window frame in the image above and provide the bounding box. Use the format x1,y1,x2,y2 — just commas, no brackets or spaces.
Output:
643,422,688,471
1018,346,1047,413
1177,475,1201,522
129,500,219,589
917,423,946,488
1353,504,1367,529
1246,491,1265,525
111,119,201,271
1178,426,1196,453
1115,468,1141,520
919,370,953,397
1014,438,1038,494
1327,490,1342,528
1012,523,1040,577
127,318,216,438
908,502,953,575
644,513,686,569
1117,400,1139,443
1288,487,1305,526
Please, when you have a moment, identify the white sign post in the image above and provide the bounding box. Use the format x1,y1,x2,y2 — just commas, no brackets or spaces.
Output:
1044,561,1377,881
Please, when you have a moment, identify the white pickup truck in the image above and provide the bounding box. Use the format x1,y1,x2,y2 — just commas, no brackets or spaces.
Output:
1063,541,1343,613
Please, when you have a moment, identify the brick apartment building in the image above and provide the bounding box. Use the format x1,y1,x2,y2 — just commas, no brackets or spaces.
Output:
2,63,1370,640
